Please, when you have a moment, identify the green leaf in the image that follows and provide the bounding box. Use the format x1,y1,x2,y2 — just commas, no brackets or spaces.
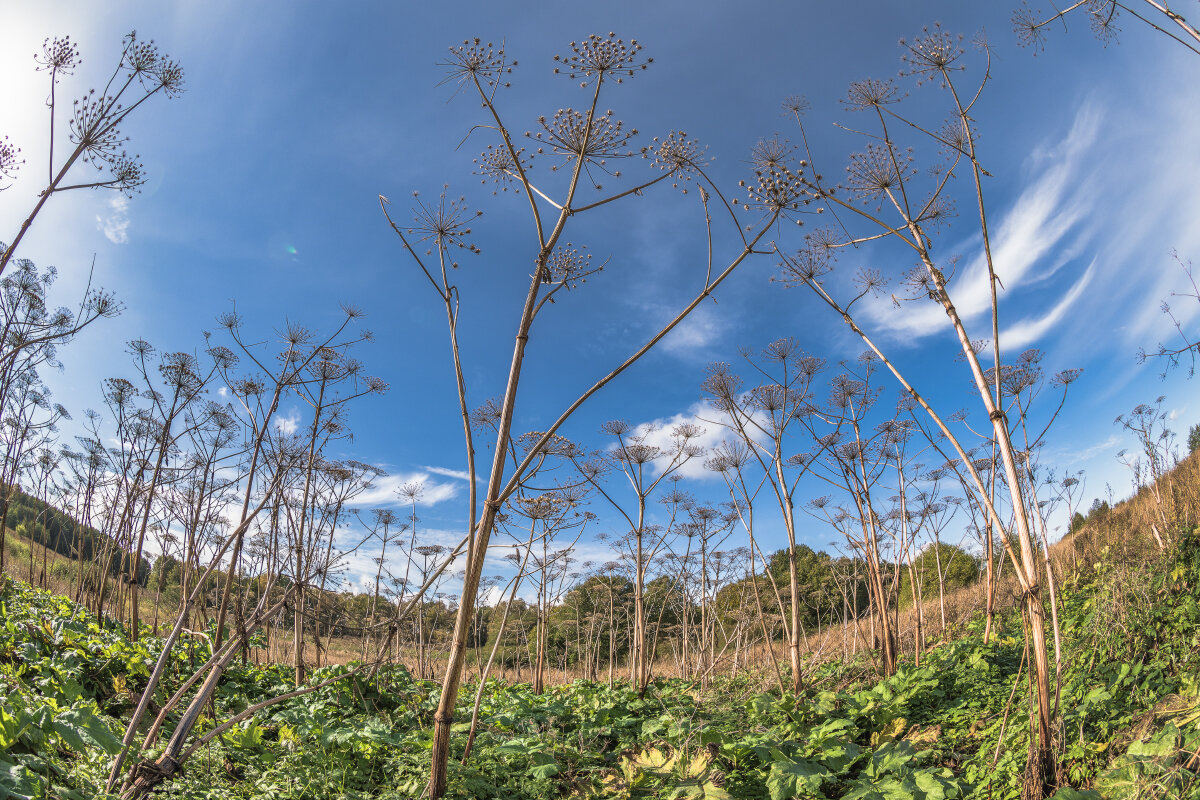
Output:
866,741,917,778
53,707,122,756
0,756,41,800
766,758,828,800
913,768,967,800
818,740,863,774
1047,789,1103,800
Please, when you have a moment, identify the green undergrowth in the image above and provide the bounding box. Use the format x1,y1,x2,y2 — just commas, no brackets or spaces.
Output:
1,536,1198,799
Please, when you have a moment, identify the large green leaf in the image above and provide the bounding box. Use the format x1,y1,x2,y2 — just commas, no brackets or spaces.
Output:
865,740,918,778
52,706,122,756
0,757,41,800
766,757,828,800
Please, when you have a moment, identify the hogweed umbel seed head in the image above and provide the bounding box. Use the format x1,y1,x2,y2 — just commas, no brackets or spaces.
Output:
1086,0,1122,45
844,143,913,205
776,242,834,286
542,243,596,290
439,39,515,93
844,78,901,110
916,193,956,230
154,57,185,96
531,108,636,171
643,132,705,189
552,33,651,86
0,137,22,187
109,152,146,196
409,187,482,262
739,163,808,221
474,144,530,193
781,95,810,118
749,135,795,172
35,36,81,77
900,24,965,84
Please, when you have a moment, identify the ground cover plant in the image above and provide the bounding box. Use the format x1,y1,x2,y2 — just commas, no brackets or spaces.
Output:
1,510,1198,798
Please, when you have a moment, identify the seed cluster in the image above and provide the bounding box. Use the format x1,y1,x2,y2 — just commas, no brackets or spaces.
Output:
553,33,651,86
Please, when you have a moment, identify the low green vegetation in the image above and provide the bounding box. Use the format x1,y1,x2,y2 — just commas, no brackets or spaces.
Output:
2,530,1198,799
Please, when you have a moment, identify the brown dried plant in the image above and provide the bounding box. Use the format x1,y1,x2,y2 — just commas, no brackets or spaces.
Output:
772,26,1070,797
1,32,184,277
382,33,788,798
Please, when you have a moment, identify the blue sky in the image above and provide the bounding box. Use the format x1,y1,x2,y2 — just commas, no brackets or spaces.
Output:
2,1,1198,597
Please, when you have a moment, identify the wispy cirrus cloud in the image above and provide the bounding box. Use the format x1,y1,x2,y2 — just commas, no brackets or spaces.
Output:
1002,260,1097,351
353,471,460,509
423,465,474,482
862,102,1102,344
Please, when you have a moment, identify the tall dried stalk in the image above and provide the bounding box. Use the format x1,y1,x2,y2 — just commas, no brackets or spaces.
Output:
386,35,793,798
776,28,1061,794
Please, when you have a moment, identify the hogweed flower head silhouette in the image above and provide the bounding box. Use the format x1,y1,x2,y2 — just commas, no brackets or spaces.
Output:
439,39,515,93
900,24,966,85
1014,0,1123,51
643,131,705,189
71,92,131,164
35,36,81,81
844,78,902,110
553,33,651,86
0,137,22,188
916,193,956,229
749,135,796,172
153,57,186,96
844,143,914,206
542,244,596,290
935,116,978,165
409,187,482,264
530,108,637,180
1084,0,1123,44
806,226,845,254
117,34,184,95
474,144,530,193
701,362,744,414
108,153,147,196
739,157,808,226
776,240,834,286
781,95,811,119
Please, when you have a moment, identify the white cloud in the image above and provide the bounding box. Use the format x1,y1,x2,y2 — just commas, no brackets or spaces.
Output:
1001,260,1096,350
97,195,131,244
1051,434,1121,465
862,102,1101,342
619,401,746,481
353,471,460,509
274,408,301,435
423,465,474,482
637,301,726,358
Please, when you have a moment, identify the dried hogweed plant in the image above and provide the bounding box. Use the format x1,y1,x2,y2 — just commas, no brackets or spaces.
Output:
1013,0,1200,55
382,32,793,799
770,25,1083,798
2,32,184,277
